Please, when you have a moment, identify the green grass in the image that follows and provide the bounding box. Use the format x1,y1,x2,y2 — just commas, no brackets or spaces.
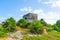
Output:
21,35,48,40
48,31,60,40
21,31,60,40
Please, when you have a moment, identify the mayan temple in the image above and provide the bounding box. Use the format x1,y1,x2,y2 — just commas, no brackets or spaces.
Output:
23,13,37,22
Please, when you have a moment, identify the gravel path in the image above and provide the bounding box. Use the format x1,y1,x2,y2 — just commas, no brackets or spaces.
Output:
6,31,42,40
6,31,23,40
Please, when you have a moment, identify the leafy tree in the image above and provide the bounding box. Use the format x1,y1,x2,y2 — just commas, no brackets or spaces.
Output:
56,20,60,28
53,24,60,32
28,21,43,34
46,24,53,32
40,19,47,26
52,20,60,32
26,22,33,28
16,19,27,28
2,17,16,32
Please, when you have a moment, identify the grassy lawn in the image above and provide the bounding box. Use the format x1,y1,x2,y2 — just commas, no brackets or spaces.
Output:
21,31,60,40
48,31,60,40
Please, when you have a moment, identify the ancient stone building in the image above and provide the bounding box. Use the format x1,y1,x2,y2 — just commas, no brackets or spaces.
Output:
23,13,37,22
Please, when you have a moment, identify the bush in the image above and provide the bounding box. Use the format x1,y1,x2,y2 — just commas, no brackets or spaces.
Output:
53,24,60,32
40,19,47,26
53,20,60,32
16,19,27,28
56,20,60,28
2,17,16,32
47,28,53,32
27,21,43,34
0,28,8,37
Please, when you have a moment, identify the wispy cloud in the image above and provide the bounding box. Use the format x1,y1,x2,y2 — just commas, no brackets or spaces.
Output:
20,7,60,24
33,9,43,14
20,7,32,13
39,12,60,24
44,0,60,7
38,0,60,7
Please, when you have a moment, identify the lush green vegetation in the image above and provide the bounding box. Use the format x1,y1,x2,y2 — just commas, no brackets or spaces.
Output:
0,17,60,40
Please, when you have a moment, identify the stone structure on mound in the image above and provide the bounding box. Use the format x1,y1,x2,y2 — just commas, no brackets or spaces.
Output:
23,13,37,22
23,13,47,34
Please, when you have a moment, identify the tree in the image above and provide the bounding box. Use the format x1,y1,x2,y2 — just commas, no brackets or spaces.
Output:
28,21,43,34
26,22,32,28
53,24,60,32
56,20,60,28
40,19,47,26
2,17,16,32
52,20,60,32
16,19,27,28
46,24,53,32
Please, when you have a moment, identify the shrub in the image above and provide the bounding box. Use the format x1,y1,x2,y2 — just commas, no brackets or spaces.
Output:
0,28,8,37
53,24,60,32
2,17,16,32
16,19,27,28
47,28,53,32
27,21,43,34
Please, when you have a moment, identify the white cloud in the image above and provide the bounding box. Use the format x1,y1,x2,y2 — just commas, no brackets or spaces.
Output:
20,7,32,12
42,0,60,7
20,7,43,14
38,12,60,24
33,9,43,14
20,7,60,24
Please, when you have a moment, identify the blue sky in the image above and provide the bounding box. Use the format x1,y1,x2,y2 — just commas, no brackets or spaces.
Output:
0,0,60,24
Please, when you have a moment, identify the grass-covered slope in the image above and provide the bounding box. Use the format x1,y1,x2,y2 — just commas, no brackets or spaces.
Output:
21,31,60,40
